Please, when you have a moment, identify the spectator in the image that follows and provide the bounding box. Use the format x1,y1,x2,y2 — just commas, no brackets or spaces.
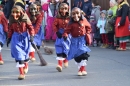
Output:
91,0,101,22
89,14,97,46
3,0,14,19
97,10,108,48
91,0,101,46
115,0,130,51
105,10,115,49
81,0,92,21
109,0,118,49
72,0,81,8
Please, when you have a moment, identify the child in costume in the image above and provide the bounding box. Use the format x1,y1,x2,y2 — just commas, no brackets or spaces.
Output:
53,3,70,72
0,10,8,65
7,5,35,80
42,0,57,41
27,3,44,62
63,7,91,76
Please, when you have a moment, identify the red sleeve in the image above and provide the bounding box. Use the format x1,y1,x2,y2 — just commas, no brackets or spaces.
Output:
0,12,8,32
34,14,43,34
53,18,59,32
63,24,71,37
84,19,91,34
26,23,35,36
8,25,14,38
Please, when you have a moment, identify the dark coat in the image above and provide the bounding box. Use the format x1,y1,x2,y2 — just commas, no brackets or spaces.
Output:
81,0,92,20
3,0,14,19
116,4,129,26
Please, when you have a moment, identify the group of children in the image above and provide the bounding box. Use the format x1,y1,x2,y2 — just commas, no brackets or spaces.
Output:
93,10,115,49
0,0,91,80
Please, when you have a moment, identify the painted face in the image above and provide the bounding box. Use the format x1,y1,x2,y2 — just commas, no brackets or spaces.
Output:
29,4,37,16
71,8,81,21
11,8,21,20
59,4,68,16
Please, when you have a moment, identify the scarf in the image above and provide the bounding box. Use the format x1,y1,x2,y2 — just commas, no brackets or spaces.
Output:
118,0,129,9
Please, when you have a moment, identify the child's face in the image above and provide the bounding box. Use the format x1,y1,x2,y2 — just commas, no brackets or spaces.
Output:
11,8,21,20
101,13,106,18
84,0,88,2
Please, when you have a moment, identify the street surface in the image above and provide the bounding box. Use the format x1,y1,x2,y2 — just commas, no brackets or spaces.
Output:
0,41,130,86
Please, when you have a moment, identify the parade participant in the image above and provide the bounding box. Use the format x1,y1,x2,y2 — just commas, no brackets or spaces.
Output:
115,0,130,51
27,4,44,61
7,5,35,80
14,0,25,9
0,11,8,65
42,0,57,41
53,3,70,72
63,7,91,76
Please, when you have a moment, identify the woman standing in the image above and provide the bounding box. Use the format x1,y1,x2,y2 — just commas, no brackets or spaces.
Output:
115,0,130,51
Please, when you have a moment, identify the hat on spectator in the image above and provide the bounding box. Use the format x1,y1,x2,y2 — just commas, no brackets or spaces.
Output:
100,10,107,15
108,10,113,16
110,0,117,5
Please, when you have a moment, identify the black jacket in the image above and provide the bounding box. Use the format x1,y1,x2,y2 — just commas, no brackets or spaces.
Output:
3,0,14,19
116,4,129,26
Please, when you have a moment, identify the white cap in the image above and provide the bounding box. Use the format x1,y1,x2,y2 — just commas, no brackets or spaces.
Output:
110,0,117,5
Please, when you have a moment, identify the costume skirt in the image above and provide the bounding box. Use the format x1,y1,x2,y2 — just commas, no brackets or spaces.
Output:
34,26,44,46
55,28,71,57
11,32,30,61
0,24,6,45
67,36,91,61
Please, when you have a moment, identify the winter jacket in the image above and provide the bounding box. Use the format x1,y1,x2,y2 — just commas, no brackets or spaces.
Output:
91,5,101,22
97,17,106,34
105,16,114,33
3,0,14,19
109,5,117,17
81,0,92,20
72,0,81,8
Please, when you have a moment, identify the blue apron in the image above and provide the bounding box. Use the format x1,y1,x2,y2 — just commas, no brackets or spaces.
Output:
11,32,30,60
67,36,91,60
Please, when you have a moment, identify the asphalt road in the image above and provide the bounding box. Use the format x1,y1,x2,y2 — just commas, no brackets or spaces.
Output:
0,41,130,86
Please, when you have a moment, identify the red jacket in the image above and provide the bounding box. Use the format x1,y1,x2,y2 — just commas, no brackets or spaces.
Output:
26,11,43,34
63,18,91,37
53,18,70,32
8,22,35,38
0,11,8,33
